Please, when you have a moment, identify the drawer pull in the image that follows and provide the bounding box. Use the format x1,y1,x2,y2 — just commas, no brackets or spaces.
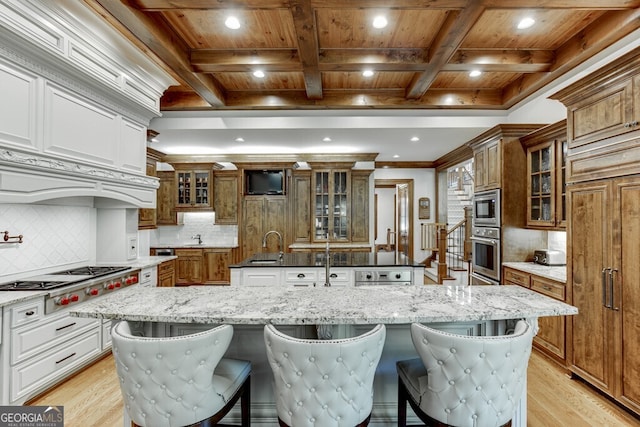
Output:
55,322,77,332
25,310,35,316
330,273,338,278
542,285,552,291
297,273,306,278
55,352,77,364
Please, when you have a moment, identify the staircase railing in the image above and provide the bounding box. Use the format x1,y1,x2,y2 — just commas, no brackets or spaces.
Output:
448,164,474,190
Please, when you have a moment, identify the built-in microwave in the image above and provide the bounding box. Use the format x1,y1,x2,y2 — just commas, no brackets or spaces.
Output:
473,189,501,227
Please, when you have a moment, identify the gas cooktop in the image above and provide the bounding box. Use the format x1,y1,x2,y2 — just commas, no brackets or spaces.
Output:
0,266,131,291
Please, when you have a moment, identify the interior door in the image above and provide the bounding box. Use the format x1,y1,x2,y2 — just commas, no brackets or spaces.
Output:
396,183,411,257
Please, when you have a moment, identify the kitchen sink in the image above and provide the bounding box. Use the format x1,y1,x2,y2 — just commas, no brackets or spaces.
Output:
249,259,279,264
183,243,206,247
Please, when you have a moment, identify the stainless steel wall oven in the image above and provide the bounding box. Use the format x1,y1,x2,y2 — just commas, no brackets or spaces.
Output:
471,226,501,283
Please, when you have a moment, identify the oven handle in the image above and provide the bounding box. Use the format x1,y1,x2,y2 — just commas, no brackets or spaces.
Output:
470,236,499,245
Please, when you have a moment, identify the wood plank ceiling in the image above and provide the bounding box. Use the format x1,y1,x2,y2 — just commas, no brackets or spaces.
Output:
87,0,640,111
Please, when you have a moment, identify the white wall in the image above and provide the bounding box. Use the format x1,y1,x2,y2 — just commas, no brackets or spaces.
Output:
373,168,435,263
0,203,96,281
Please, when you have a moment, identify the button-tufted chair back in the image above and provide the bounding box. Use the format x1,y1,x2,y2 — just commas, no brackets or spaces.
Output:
397,320,534,427
264,324,386,427
111,321,251,427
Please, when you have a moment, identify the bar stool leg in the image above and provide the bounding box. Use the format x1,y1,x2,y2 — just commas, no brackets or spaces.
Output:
398,377,408,427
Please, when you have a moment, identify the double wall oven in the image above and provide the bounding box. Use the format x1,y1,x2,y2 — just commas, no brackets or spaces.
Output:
471,189,501,285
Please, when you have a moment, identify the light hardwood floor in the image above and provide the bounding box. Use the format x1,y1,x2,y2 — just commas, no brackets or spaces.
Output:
29,350,640,426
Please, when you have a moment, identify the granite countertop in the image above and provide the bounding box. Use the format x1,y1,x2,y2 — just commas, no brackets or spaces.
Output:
502,262,567,283
100,256,177,270
71,284,577,325
152,243,238,249
231,251,423,268
0,290,47,308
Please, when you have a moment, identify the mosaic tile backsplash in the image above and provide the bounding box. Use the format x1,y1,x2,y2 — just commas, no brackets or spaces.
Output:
0,204,93,277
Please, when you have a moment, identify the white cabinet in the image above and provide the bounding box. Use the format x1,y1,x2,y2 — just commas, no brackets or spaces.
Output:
240,268,282,286
1,298,103,405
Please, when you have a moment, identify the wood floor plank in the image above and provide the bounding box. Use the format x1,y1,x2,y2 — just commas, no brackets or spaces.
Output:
27,349,640,426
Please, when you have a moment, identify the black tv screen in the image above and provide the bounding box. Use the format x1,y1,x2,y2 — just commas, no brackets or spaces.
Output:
245,170,285,195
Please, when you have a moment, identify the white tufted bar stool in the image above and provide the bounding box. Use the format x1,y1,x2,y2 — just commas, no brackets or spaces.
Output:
264,324,386,427
111,321,251,427
396,320,534,427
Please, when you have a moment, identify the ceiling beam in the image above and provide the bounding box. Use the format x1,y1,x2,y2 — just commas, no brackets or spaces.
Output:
405,3,486,99
290,0,323,100
502,8,640,107
93,0,226,107
190,49,302,73
444,49,555,73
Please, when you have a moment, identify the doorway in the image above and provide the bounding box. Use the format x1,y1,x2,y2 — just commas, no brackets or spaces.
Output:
374,179,414,259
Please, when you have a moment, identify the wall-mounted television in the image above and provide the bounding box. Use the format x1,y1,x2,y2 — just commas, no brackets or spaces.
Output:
245,169,285,195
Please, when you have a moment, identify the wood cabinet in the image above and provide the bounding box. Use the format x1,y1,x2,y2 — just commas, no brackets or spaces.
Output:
203,248,231,285
503,266,566,366
550,49,640,183
157,259,176,287
290,171,312,243
521,120,567,229
350,170,371,243
172,164,215,211
213,171,239,224
156,171,179,225
473,138,501,191
567,176,640,413
175,249,203,285
242,196,286,260
139,148,163,229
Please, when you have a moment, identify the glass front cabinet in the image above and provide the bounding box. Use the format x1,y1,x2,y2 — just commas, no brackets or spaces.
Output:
521,120,567,229
312,170,349,241
173,164,215,210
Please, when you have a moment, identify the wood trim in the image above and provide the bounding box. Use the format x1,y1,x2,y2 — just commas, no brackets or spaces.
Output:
519,120,567,149
434,144,473,172
375,161,435,169
466,124,547,150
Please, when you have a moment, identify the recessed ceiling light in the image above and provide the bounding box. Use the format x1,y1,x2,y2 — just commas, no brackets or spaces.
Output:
517,17,535,29
372,15,388,29
362,70,374,77
469,70,482,77
410,136,420,142
323,137,332,142
225,16,240,30
235,137,245,142
393,154,400,159
253,70,265,78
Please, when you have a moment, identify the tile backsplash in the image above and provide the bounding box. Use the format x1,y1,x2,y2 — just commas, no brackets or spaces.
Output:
0,204,94,279
151,212,238,246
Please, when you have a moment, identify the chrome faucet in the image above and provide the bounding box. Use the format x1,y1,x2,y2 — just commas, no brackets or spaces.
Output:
324,241,331,287
262,230,284,260
191,234,202,244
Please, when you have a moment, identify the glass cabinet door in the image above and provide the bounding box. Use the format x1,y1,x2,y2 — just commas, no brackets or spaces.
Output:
313,170,349,241
557,139,567,226
176,170,211,208
528,142,555,224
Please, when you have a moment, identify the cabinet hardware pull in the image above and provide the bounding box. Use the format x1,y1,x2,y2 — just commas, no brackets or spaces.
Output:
330,273,337,278
55,352,76,364
55,322,76,332
602,267,611,308
609,268,619,311
542,285,552,291
297,273,305,278
25,311,35,316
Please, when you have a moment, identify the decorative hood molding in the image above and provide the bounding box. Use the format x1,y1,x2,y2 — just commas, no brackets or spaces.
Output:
0,148,158,207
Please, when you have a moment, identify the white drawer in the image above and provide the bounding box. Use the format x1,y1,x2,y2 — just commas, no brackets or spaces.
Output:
320,269,352,286
10,328,102,403
241,270,281,286
10,299,43,328
11,313,98,364
285,269,318,286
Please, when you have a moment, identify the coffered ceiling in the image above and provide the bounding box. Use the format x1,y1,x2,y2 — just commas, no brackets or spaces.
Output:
87,0,640,111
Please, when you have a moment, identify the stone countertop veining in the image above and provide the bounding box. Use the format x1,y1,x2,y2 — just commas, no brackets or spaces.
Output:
502,262,567,283
0,290,47,308
98,256,178,270
231,251,423,268
152,243,239,249
70,284,577,325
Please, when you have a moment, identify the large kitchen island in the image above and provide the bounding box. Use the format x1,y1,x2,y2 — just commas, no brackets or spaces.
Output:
71,284,576,426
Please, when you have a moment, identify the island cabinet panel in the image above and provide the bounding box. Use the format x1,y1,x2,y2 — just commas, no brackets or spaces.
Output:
213,171,239,224
203,248,231,285
290,171,312,243
242,196,286,260
568,176,640,414
175,249,203,285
